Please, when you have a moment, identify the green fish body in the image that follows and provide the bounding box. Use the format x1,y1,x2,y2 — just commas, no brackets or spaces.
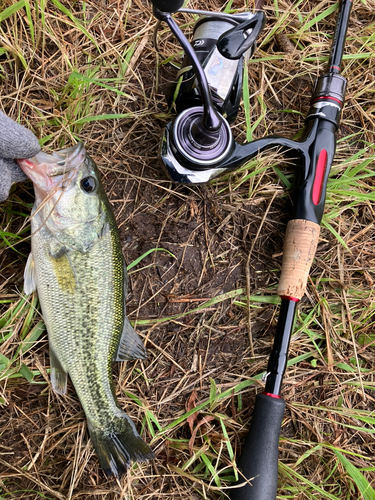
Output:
18,144,153,476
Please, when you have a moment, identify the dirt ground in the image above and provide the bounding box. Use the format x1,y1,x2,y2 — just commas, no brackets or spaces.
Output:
0,0,375,499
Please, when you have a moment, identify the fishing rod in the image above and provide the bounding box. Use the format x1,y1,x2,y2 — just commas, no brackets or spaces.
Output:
229,2,352,499
149,0,352,498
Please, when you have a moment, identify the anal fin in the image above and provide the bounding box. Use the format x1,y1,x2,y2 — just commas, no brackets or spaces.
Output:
115,317,147,361
49,347,68,395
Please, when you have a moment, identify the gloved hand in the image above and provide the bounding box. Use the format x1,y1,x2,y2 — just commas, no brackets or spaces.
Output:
0,111,41,202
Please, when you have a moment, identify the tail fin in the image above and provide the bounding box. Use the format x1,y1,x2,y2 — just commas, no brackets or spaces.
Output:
88,414,154,477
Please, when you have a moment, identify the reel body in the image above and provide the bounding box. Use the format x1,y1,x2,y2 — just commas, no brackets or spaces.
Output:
167,13,258,123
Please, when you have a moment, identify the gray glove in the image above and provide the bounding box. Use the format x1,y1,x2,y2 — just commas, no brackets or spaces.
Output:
0,111,41,202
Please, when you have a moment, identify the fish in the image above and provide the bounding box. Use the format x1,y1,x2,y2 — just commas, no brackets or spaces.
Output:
18,143,154,477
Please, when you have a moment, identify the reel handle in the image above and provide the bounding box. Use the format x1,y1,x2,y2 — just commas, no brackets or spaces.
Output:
217,13,266,60
156,10,222,133
151,0,183,13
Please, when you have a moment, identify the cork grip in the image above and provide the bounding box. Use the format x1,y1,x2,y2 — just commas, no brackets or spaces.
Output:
277,219,320,300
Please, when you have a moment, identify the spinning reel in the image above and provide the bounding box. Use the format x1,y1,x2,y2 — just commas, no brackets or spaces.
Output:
153,0,266,183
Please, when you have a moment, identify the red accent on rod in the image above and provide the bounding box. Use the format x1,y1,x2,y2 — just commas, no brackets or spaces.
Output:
312,95,343,105
263,392,281,399
330,65,341,72
312,149,328,205
280,295,300,302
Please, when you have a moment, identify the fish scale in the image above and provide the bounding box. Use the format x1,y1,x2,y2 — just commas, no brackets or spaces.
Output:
19,143,153,476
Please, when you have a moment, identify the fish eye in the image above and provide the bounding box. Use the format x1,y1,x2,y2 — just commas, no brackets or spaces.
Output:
80,176,97,193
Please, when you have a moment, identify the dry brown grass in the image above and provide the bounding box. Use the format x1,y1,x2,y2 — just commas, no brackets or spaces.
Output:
0,0,375,499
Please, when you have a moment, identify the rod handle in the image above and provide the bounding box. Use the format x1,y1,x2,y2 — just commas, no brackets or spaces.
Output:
230,393,286,500
277,219,320,300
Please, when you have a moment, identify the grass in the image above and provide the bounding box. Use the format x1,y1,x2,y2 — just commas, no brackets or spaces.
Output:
0,0,375,499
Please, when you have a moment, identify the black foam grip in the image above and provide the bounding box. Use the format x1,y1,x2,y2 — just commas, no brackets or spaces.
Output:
230,393,286,500
151,0,184,13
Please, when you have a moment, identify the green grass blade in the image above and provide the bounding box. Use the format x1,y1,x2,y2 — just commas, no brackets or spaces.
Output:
24,0,35,45
18,321,45,356
242,61,252,142
72,113,140,125
127,248,176,271
201,453,221,487
18,363,34,382
68,72,134,99
321,218,349,249
297,2,339,34
49,0,98,48
333,450,375,500
0,1,25,22
280,461,342,500
0,353,11,371
136,288,279,326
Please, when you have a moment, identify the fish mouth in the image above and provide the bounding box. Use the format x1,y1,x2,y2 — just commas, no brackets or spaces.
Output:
18,142,86,180
17,143,86,200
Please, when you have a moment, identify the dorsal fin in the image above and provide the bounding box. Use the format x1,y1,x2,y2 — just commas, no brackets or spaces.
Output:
115,318,147,361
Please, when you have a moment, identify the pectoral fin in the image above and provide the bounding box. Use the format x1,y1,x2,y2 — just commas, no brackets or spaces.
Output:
115,318,147,361
49,347,68,395
24,252,37,295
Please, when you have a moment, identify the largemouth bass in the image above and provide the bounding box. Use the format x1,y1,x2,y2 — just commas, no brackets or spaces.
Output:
18,143,153,476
